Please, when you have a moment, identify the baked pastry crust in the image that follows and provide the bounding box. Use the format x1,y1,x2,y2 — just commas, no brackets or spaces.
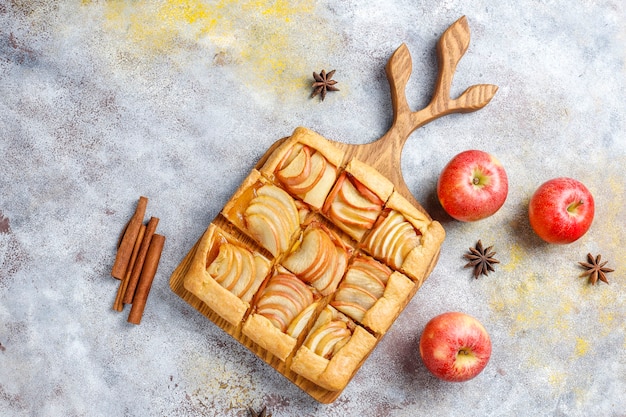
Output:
183,223,271,326
290,324,376,391
344,158,394,203
242,313,298,362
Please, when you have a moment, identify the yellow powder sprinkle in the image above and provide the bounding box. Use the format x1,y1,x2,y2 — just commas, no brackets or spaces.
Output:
574,337,589,357
99,0,337,97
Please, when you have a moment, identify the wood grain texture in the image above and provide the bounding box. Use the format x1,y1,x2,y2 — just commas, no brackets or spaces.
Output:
170,16,497,403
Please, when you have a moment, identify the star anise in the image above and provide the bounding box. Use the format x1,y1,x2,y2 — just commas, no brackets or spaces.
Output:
463,240,499,278
311,69,339,101
579,253,614,285
249,406,271,417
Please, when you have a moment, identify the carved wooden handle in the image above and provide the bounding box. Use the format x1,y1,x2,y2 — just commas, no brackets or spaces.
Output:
352,16,498,205
385,15,498,147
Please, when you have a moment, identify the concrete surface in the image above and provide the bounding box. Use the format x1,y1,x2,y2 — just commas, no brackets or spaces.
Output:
1,1,624,416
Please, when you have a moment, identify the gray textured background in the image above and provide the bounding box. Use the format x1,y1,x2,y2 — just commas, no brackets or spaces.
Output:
1,1,624,416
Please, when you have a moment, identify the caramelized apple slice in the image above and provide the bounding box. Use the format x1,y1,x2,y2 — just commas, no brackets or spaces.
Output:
305,321,351,358
333,284,378,311
342,262,386,299
208,243,242,291
330,300,368,323
244,184,300,256
323,172,384,240
363,209,421,270
255,271,315,332
276,145,311,186
286,301,318,339
282,223,349,295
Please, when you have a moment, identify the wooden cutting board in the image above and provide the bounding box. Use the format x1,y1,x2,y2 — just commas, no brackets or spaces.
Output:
169,16,497,403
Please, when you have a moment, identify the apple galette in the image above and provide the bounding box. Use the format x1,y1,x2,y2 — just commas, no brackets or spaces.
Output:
260,126,344,211
242,266,321,361
290,305,377,391
183,223,271,326
222,170,304,257
322,159,394,242
182,126,444,392
330,253,414,335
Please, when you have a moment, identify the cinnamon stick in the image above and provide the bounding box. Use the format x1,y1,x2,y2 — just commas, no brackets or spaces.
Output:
123,216,159,304
113,224,146,311
112,196,148,279
128,233,165,325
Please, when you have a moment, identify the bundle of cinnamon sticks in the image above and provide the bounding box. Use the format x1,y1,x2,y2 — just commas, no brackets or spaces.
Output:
111,196,165,325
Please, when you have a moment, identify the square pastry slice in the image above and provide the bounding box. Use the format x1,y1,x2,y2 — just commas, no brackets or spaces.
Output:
260,127,345,211
183,223,271,327
361,191,445,283
242,266,321,361
290,305,377,391
281,220,352,296
322,159,394,242
330,253,414,335
222,169,305,258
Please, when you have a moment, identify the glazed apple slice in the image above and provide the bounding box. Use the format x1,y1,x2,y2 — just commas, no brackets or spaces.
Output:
228,245,256,298
304,320,349,354
255,272,315,332
269,273,314,308
352,255,393,285
276,145,311,187
287,151,327,195
209,243,242,291
313,323,352,359
285,301,318,339
282,224,348,295
240,256,270,303
331,300,368,323
207,242,235,283
339,176,381,212
257,185,300,231
364,209,421,269
329,200,377,228
324,172,384,240
282,228,329,278
256,305,290,331
244,184,300,256
334,284,378,311
342,263,386,299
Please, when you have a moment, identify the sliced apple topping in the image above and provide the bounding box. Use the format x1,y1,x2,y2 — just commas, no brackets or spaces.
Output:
331,254,392,323
208,243,242,291
304,305,355,359
255,272,315,333
276,144,311,187
276,144,338,210
323,172,384,240
244,184,300,256
285,301,318,339
363,209,422,270
205,241,269,303
282,222,349,296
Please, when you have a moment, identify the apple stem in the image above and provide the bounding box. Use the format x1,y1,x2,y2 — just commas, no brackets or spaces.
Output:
567,200,584,213
473,177,480,185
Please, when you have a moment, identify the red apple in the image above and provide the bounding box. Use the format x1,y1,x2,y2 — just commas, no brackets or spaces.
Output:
528,177,594,244
437,150,508,222
419,312,492,382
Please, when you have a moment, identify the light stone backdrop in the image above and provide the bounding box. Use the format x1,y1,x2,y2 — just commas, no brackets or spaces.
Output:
1,1,624,416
